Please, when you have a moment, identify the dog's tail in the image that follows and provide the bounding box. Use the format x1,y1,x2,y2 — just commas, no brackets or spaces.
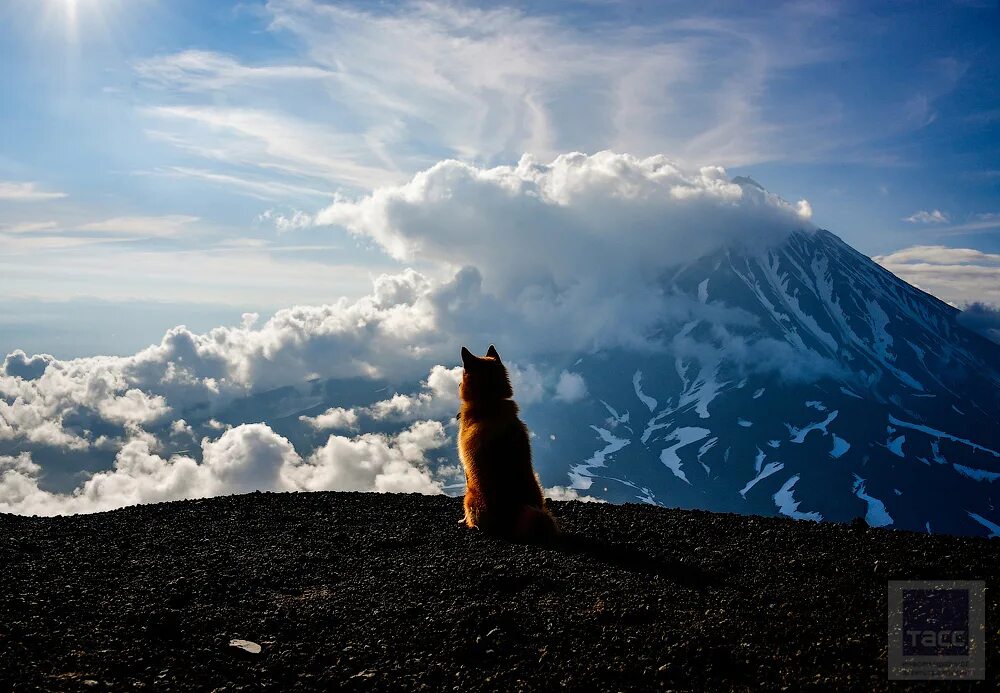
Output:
514,505,559,542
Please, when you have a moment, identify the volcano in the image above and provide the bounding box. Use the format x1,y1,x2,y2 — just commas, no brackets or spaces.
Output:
8,222,998,538
196,226,1000,537
524,228,1000,537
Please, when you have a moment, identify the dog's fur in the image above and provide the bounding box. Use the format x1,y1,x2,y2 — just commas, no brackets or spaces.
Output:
457,345,557,540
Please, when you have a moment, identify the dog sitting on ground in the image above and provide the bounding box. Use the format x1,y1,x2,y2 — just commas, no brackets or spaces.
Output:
457,345,557,540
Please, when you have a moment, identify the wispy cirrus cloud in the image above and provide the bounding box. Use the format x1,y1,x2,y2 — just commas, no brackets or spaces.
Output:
127,0,977,203
148,166,332,201
77,215,200,237
0,215,201,252
0,242,376,305
0,181,67,201
938,212,1000,235
0,221,59,234
133,49,336,91
143,105,401,189
131,0,918,201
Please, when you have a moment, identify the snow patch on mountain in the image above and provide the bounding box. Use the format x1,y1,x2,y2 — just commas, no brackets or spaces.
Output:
632,371,657,412
830,435,850,459
659,427,710,484
675,357,723,419
967,512,1000,538
740,456,784,498
787,410,838,444
568,426,631,490
885,433,906,458
852,475,893,527
773,475,823,521
953,464,1000,483
888,415,1000,458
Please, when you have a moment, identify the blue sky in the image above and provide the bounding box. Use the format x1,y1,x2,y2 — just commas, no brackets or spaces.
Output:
1,0,998,358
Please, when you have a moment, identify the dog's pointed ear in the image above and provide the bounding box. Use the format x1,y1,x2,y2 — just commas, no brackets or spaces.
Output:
461,346,475,367
486,344,501,362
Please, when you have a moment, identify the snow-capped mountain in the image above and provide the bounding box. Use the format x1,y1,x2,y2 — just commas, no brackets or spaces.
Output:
200,227,999,537
526,228,1000,537
12,220,996,537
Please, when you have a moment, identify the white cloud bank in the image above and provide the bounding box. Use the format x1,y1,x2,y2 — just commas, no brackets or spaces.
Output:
1,151,821,514
0,421,447,516
300,152,814,356
300,365,463,430
544,485,606,503
312,151,812,269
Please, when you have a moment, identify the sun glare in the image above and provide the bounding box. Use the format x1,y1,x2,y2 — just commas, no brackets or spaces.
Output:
43,0,118,46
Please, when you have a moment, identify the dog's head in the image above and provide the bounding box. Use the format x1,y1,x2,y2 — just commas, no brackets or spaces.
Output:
459,345,514,402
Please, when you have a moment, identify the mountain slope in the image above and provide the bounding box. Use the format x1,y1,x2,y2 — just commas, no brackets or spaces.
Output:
3,491,999,691
10,226,995,538
530,229,1000,536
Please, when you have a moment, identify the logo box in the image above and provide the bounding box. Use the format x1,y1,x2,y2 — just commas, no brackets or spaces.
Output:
888,580,985,680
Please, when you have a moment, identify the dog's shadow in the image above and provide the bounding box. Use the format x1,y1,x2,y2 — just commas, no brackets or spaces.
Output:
545,531,716,591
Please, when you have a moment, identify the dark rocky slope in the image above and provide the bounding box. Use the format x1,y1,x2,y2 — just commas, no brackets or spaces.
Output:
2,491,998,691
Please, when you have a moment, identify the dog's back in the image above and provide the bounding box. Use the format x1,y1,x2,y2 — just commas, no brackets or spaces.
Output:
458,345,557,540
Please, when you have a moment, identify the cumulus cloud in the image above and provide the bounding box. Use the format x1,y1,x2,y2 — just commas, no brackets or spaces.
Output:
259,209,315,232
554,371,588,403
316,152,812,270
0,268,442,453
494,365,539,408
0,153,822,463
903,209,949,224
300,407,359,431
1,151,839,514
2,350,53,380
301,365,463,430
0,452,39,475
873,245,1000,306
367,366,462,421
0,421,448,516
309,152,812,355
170,419,195,438
286,420,447,495
544,485,606,503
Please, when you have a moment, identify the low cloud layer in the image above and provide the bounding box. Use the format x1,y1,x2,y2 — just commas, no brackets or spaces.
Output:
1,421,448,516
957,303,1000,345
1,152,824,515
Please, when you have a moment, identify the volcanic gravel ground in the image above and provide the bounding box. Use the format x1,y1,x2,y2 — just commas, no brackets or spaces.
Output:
2,491,999,691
